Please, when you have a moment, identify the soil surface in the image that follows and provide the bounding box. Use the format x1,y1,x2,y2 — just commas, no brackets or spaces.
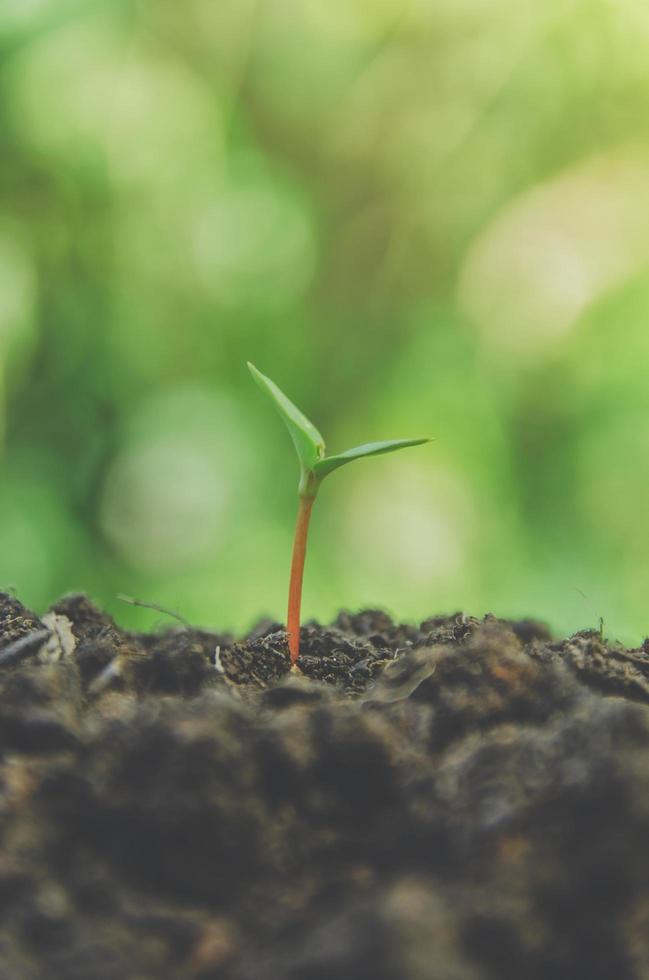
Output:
1,592,649,979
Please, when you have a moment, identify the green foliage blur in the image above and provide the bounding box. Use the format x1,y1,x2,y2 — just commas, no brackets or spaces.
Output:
1,0,649,642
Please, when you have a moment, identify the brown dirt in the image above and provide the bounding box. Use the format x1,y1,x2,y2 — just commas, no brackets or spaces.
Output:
1,591,649,979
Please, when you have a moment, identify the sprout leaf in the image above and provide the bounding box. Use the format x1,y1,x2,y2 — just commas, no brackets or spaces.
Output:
247,362,325,471
313,438,431,479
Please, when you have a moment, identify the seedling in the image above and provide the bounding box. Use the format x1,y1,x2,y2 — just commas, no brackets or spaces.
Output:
248,362,430,664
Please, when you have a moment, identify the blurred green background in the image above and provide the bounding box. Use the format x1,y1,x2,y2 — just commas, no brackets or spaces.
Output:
1,0,648,642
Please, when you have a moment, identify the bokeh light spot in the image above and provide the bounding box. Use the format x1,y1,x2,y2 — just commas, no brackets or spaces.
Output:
459,150,649,362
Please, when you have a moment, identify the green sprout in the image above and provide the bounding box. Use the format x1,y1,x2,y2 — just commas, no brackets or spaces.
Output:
248,362,431,664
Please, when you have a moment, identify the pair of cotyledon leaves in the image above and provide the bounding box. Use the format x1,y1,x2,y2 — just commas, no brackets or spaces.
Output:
248,362,430,495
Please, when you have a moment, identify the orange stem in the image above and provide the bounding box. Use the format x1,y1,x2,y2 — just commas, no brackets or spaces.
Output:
287,495,315,664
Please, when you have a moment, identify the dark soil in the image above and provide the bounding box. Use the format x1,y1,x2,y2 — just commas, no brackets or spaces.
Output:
1,592,649,979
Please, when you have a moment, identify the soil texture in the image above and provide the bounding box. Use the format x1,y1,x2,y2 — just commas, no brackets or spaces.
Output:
1,592,649,979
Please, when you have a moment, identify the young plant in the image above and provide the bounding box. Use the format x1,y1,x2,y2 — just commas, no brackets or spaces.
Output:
248,362,430,664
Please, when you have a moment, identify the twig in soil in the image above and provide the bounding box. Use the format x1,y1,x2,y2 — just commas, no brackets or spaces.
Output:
89,657,123,695
117,594,190,629
573,588,605,641
0,629,51,667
